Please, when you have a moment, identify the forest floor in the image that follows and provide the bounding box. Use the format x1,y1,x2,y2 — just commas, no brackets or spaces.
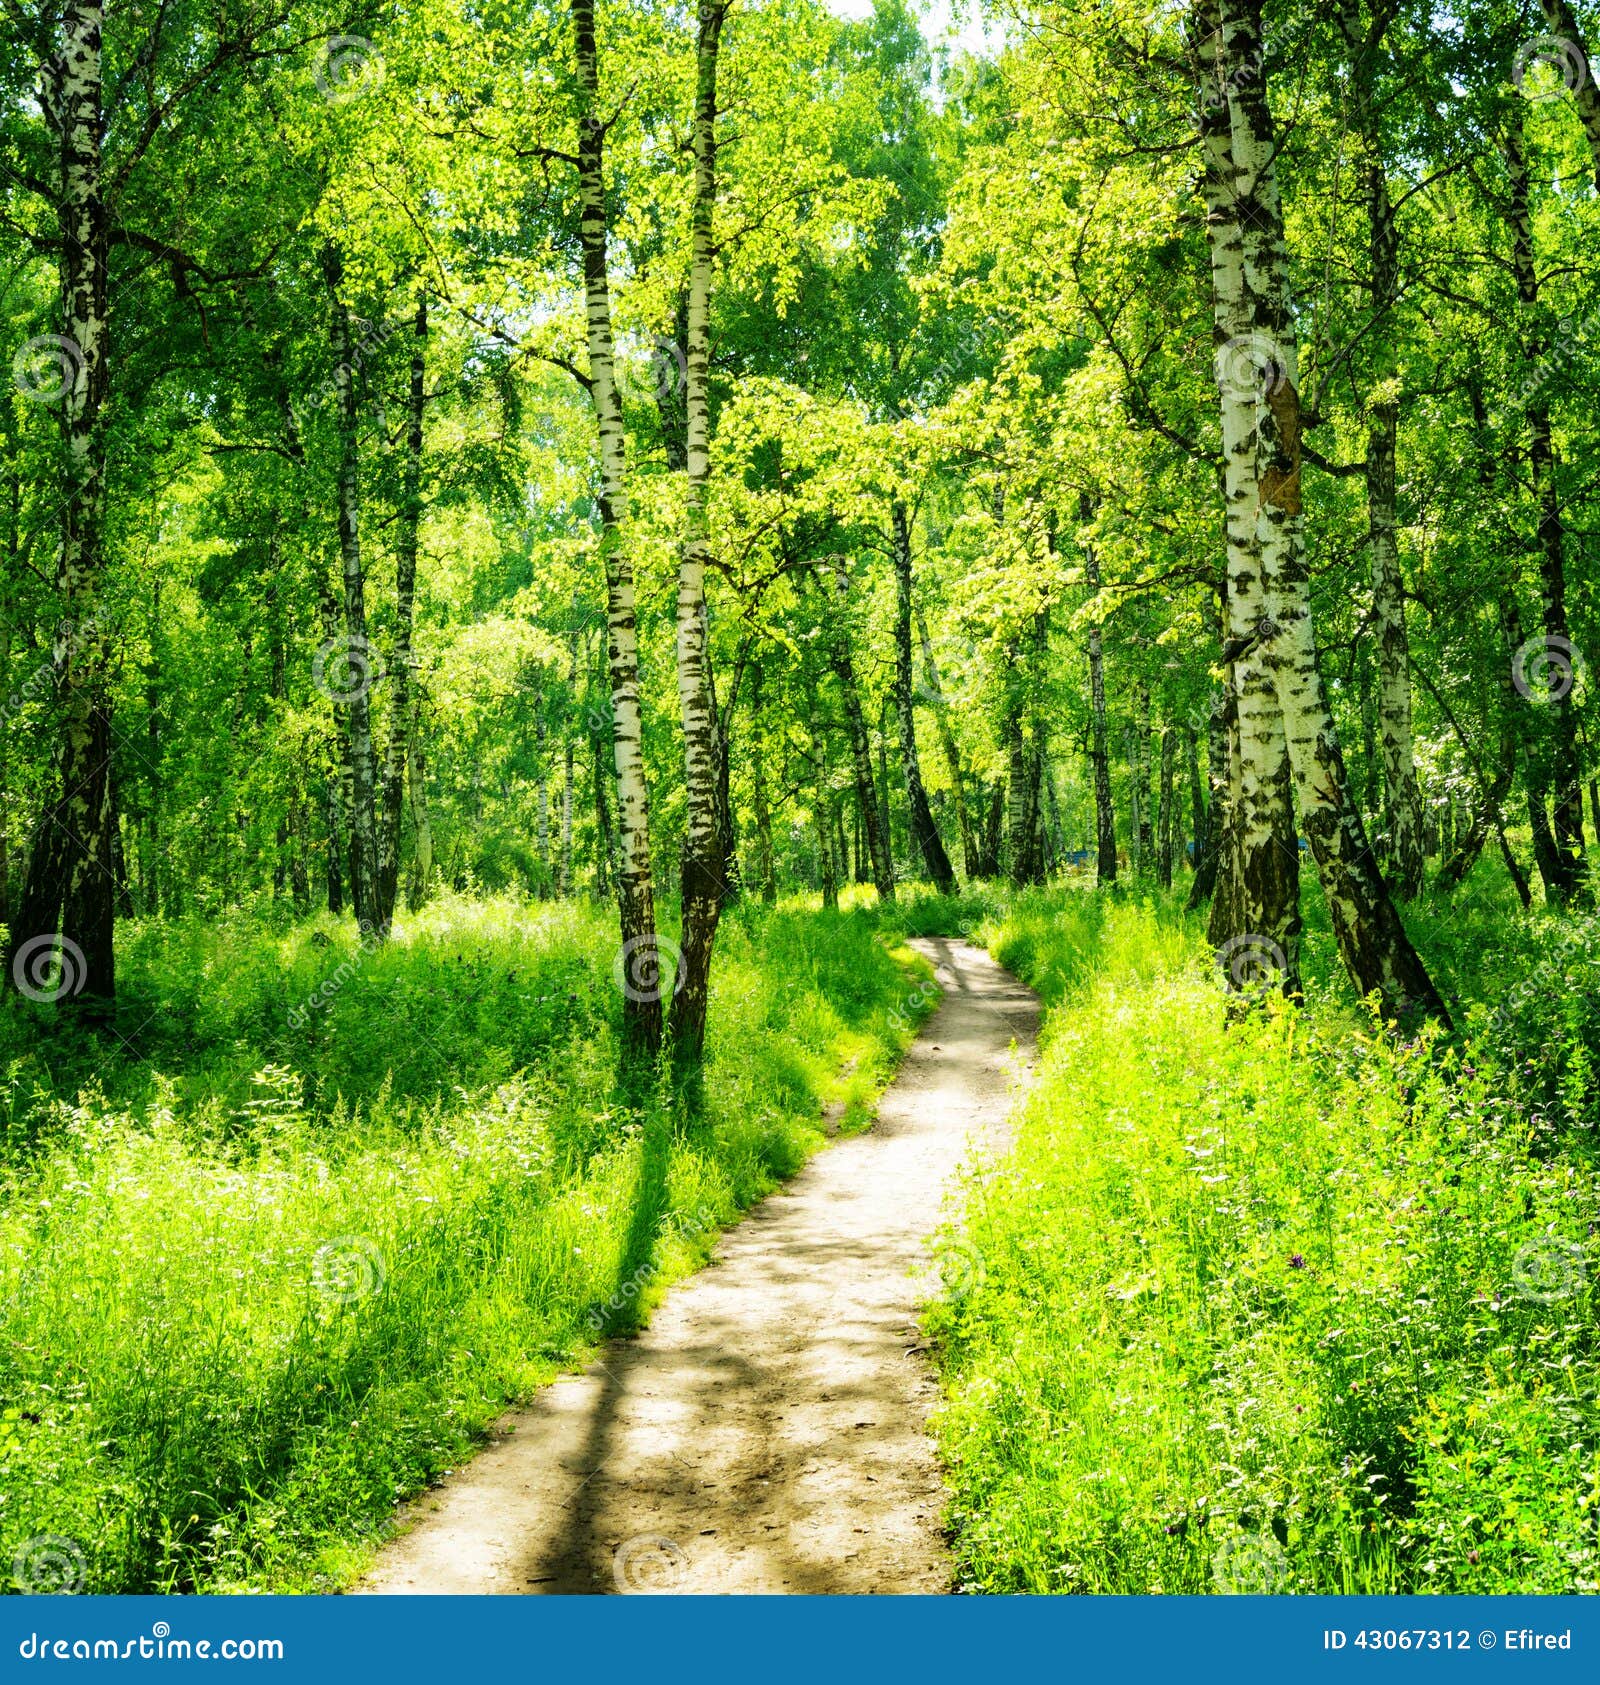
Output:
358,938,1039,1595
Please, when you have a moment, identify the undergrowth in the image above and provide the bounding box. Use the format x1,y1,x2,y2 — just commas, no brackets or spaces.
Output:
930,872,1600,1594
0,892,931,1592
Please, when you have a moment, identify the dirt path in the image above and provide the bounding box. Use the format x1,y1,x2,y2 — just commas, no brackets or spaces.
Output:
359,937,1039,1595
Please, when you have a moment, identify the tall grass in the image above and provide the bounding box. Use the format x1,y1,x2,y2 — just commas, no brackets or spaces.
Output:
0,893,932,1592
931,879,1600,1595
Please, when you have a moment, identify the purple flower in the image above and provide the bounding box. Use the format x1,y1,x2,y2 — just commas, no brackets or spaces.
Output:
1288,1253,1306,1270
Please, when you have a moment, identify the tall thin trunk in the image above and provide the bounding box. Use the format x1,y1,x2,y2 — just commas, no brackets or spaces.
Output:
980,780,1004,878
590,721,614,900
818,791,839,910
1082,514,1118,887
1185,720,1207,872
535,681,550,895
407,723,434,909
1535,0,1600,190
1505,105,1587,904
1125,724,1143,875
1219,0,1446,1020
833,615,894,903
670,0,729,1060
8,1,115,1012
1005,662,1031,887
321,240,381,935
891,502,954,891
750,661,777,902
1156,724,1176,890
377,292,427,932
916,608,977,877
323,760,345,915
1135,685,1155,865
560,632,577,898
1195,3,1303,992
704,606,740,906
1339,0,1425,897
574,0,662,1049
1187,692,1226,910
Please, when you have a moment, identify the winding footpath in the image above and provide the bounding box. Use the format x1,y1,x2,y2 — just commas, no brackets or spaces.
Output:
360,937,1039,1595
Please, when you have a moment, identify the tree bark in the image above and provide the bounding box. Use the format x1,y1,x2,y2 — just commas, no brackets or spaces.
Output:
1082,515,1118,887
377,292,427,932
1505,106,1588,905
320,240,382,936
1156,724,1176,890
669,0,729,1061
1218,0,1447,1021
891,502,955,891
535,680,550,894
1338,0,1425,899
1536,0,1600,190
750,660,777,902
1187,692,1226,910
574,0,663,1050
1194,3,1304,993
8,1,116,1013
915,608,978,877
833,608,895,903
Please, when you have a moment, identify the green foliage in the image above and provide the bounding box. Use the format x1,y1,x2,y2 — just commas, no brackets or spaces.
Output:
0,895,929,1592
932,883,1600,1595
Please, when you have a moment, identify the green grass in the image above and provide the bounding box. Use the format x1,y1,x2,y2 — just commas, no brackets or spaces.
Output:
0,891,933,1593
930,873,1600,1595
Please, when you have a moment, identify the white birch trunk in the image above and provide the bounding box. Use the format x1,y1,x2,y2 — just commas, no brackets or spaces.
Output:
1219,0,1447,1020
572,0,662,1049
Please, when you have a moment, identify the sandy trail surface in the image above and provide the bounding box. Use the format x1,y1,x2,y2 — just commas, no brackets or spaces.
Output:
359,936,1039,1595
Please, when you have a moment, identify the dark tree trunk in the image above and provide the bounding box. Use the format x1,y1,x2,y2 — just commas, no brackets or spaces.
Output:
321,240,382,936
891,502,955,891
8,3,116,1015
1156,724,1176,890
1083,517,1118,887
669,0,729,1061
377,292,427,932
1506,106,1587,905
916,608,978,878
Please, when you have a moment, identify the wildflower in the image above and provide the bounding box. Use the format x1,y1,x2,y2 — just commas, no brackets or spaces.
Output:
1288,1253,1306,1269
